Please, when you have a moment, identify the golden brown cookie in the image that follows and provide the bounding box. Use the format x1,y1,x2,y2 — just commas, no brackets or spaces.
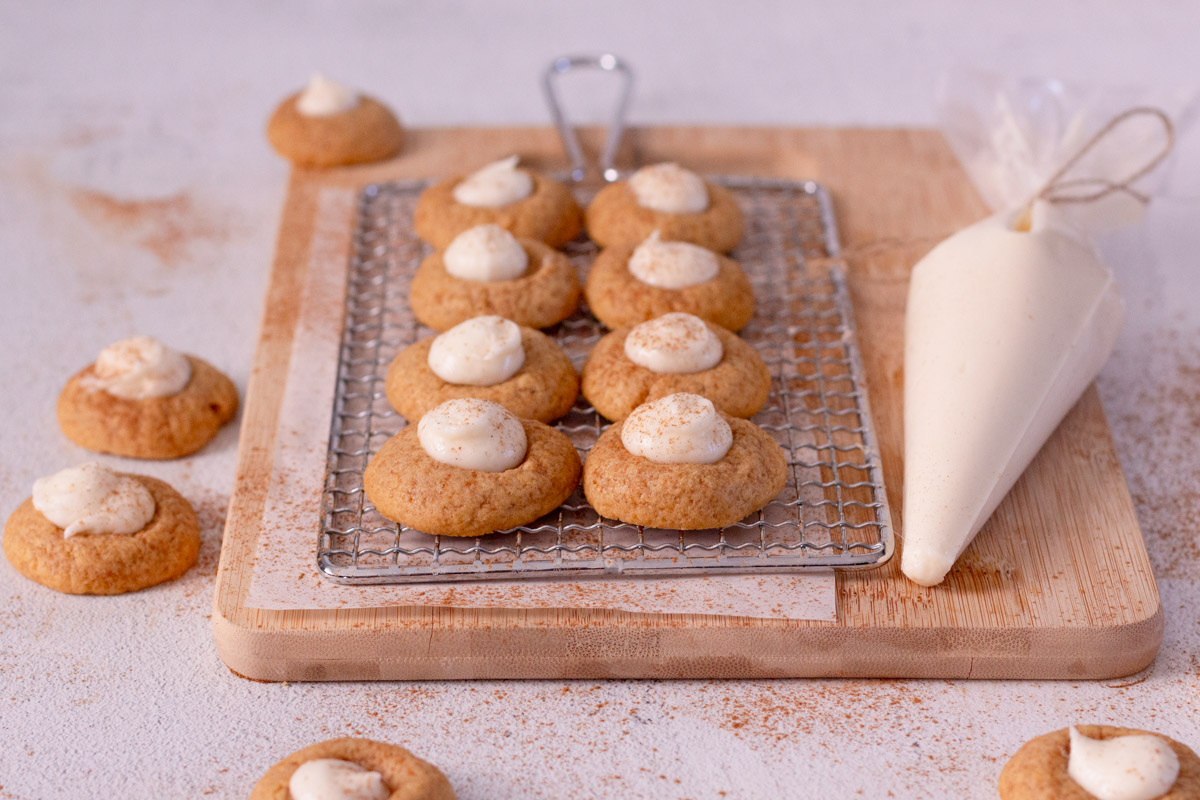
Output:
409,239,581,331
582,322,770,420
266,93,404,168
415,169,582,248
584,242,754,331
2,475,200,595
585,179,744,253
250,737,456,800
57,356,238,460
364,419,581,537
999,726,1200,800
583,414,786,529
386,326,578,423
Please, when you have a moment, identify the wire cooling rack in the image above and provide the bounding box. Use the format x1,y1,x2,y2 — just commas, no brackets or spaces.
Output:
318,177,894,584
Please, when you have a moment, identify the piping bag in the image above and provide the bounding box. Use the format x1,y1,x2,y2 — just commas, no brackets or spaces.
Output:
900,74,1187,587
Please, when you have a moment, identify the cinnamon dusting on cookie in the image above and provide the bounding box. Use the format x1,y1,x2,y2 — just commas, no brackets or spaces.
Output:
624,313,723,374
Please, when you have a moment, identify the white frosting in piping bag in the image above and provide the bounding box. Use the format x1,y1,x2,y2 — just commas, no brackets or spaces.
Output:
427,316,525,386
901,201,1124,586
452,156,533,208
1067,727,1179,800
32,462,155,539
442,224,529,282
624,313,723,374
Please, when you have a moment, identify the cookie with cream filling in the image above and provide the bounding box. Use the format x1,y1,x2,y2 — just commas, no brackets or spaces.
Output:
582,394,786,529
3,466,200,595
582,314,769,420
386,319,578,423
415,156,581,248
999,726,1200,800
57,337,238,459
585,234,754,331
267,73,404,168
409,228,580,331
250,737,456,800
585,163,744,253
364,400,581,537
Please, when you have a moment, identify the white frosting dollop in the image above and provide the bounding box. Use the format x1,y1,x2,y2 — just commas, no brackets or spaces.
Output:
442,224,529,282
627,231,720,289
428,316,525,386
84,336,191,399
624,313,723,374
288,758,390,800
628,163,709,213
621,393,732,465
31,462,155,539
452,156,534,208
295,73,361,117
418,398,527,472
1067,727,1180,800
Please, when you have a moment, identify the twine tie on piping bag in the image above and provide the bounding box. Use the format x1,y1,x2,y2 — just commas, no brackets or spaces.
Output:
1013,106,1175,231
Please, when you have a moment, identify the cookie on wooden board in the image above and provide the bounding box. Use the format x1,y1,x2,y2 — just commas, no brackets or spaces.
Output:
410,238,580,331
582,317,769,421
583,411,786,530
415,158,581,248
584,240,754,331
585,165,743,253
386,324,578,423
364,411,581,538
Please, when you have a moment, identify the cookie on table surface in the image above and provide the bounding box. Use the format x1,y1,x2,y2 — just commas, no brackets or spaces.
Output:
584,233,754,331
251,737,456,800
364,399,581,538
999,725,1199,800
3,464,200,595
409,226,581,331
583,393,786,530
386,317,578,423
415,156,582,248
57,336,238,460
585,163,744,253
267,73,404,168
582,313,770,420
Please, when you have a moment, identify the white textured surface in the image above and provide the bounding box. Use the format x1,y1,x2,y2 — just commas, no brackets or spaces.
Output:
2,2,1200,798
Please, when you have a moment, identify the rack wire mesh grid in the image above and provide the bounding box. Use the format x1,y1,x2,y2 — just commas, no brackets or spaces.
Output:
318,176,893,584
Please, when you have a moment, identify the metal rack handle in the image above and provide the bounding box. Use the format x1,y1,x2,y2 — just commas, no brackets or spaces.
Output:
542,54,634,182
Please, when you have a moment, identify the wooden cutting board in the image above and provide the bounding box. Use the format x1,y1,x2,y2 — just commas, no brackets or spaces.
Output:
212,126,1161,681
